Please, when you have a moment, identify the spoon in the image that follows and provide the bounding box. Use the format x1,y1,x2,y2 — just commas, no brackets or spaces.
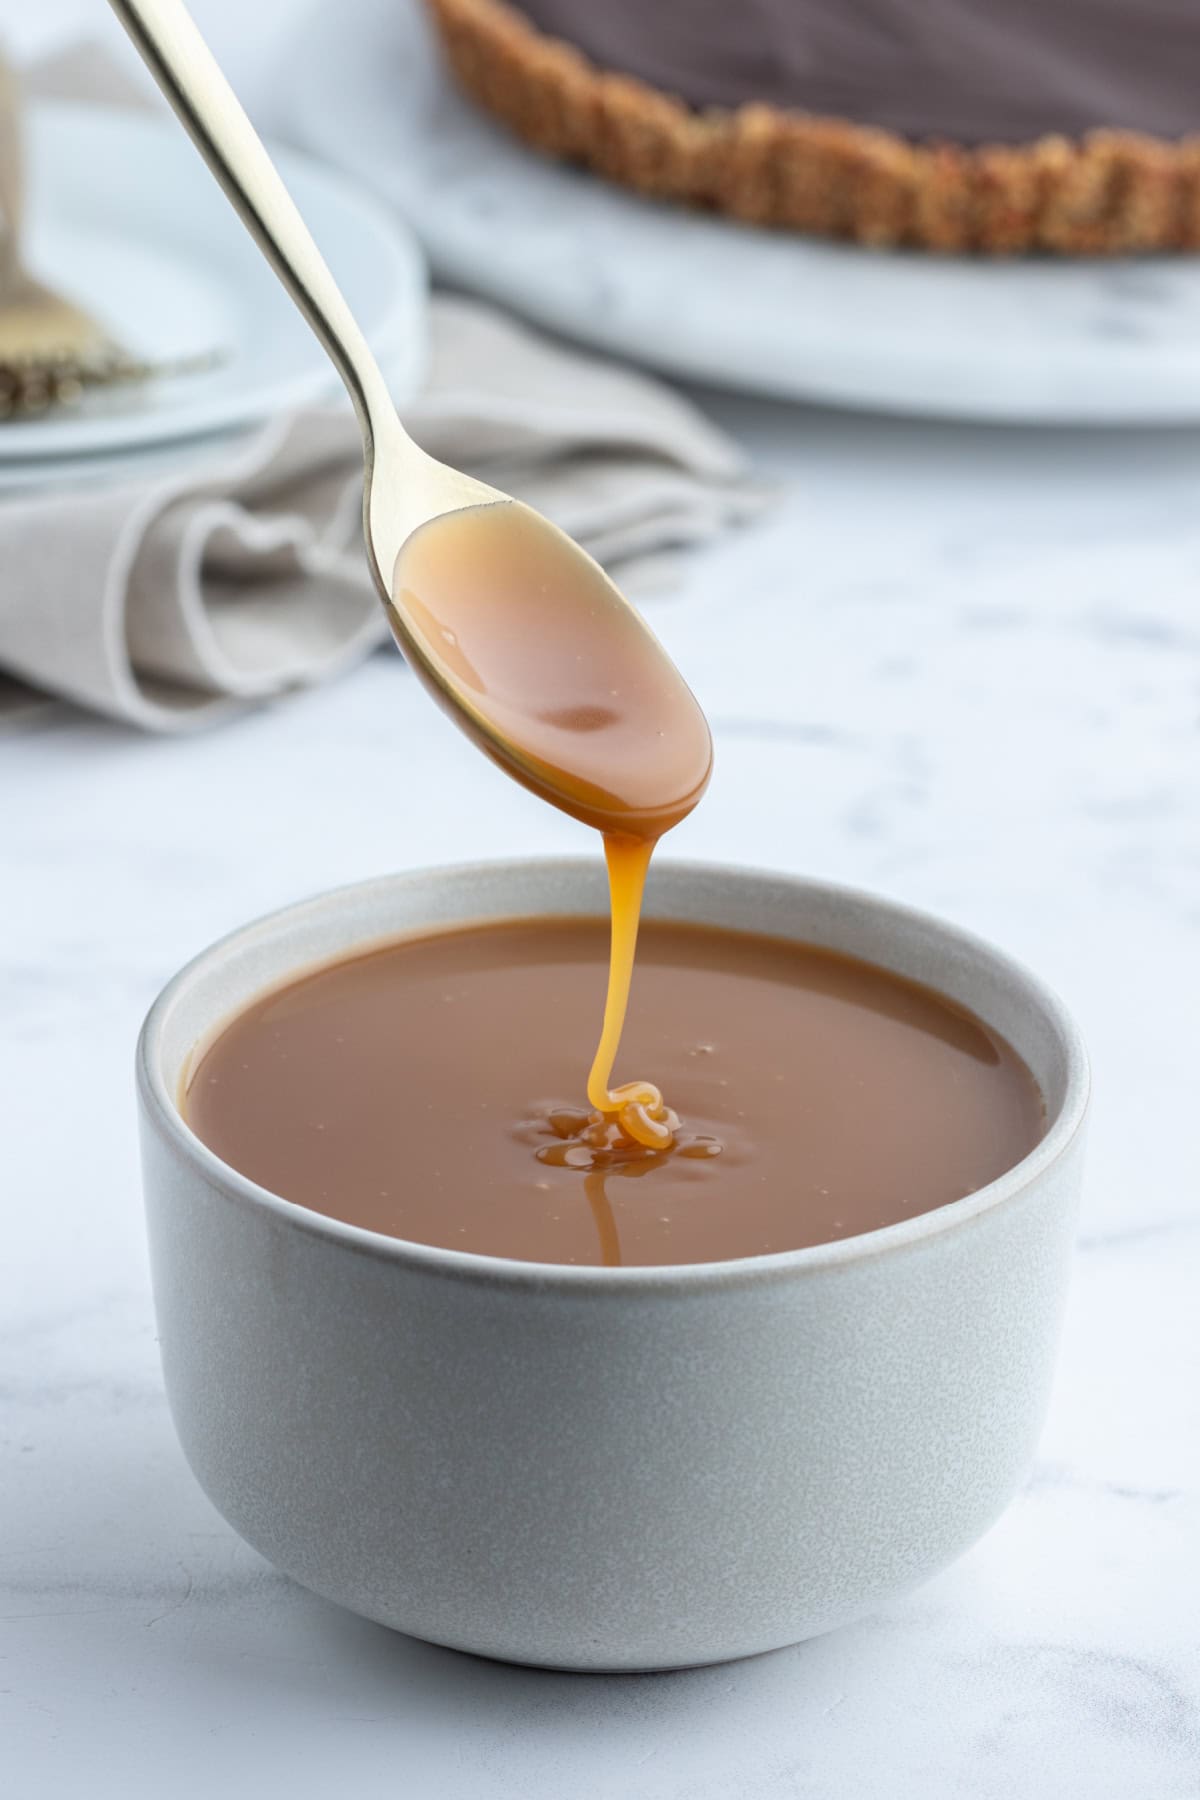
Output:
107,0,711,838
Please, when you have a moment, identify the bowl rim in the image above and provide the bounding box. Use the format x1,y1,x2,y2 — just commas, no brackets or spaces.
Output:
137,856,1090,1294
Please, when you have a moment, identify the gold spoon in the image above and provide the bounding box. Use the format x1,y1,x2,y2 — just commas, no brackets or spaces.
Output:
111,0,714,1163
107,0,710,836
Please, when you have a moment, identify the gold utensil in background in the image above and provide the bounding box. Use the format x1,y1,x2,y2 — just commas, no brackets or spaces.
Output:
0,49,130,412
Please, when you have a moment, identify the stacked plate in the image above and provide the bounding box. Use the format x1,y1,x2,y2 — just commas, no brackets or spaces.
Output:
0,101,427,492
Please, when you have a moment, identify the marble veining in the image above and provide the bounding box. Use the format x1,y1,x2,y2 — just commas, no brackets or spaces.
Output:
3,392,1199,1793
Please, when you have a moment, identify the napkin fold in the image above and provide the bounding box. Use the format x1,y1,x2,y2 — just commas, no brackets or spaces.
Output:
0,46,759,732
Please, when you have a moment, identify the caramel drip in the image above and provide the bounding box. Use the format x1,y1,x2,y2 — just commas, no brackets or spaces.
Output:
585,834,677,1149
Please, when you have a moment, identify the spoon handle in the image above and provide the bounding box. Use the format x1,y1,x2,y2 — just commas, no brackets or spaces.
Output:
108,0,397,444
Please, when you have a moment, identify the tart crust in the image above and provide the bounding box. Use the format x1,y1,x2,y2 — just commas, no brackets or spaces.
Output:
426,0,1200,254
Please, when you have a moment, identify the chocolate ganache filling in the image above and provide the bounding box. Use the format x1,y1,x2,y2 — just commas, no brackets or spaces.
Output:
514,0,1200,145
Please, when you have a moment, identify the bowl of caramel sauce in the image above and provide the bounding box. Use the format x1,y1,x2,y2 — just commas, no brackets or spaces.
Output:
137,858,1088,1670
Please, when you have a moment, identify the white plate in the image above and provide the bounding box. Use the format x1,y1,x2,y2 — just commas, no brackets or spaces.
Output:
3,101,426,463
286,0,1200,424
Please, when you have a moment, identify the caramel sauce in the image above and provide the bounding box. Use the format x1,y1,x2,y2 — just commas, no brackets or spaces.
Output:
183,496,1048,1267
390,499,712,1160
184,919,1046,1267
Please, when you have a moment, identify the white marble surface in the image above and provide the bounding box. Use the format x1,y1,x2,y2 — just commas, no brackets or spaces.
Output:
4,395,1199,1795
288,0,1200,425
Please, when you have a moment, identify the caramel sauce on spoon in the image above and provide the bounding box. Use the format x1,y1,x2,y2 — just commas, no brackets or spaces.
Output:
391,499,712,1159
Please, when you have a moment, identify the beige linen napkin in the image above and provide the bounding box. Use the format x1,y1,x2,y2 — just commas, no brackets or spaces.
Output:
0,47,757,732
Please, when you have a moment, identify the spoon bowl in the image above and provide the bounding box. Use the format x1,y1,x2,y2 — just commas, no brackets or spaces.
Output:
389,495,712,836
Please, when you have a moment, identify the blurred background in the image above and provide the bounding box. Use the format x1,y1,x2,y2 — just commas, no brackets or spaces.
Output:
3,2,1197,1796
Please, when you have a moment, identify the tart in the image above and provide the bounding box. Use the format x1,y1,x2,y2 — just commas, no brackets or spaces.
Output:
425,0,1200,253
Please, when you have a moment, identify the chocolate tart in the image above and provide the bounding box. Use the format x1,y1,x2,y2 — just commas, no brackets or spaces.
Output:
425,0,1200,254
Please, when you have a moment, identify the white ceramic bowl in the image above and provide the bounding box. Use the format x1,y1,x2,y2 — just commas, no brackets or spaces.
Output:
137,860,1089,1671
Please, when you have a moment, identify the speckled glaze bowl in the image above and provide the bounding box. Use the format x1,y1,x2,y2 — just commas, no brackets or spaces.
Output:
137,860,1088,1672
